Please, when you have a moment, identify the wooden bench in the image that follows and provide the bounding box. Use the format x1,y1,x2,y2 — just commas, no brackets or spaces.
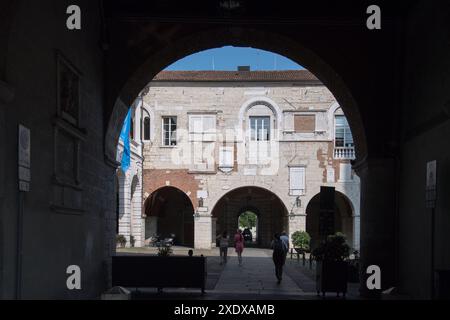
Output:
112,255,207,293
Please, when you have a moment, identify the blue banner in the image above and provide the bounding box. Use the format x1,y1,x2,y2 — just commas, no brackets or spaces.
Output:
119,108,132,172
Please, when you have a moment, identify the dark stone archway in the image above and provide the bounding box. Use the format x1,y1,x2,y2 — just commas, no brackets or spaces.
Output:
211,186,288,248
144,186,195,247
306,191,356,251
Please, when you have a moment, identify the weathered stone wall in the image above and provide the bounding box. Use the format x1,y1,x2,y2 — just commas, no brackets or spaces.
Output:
140,81,360,249
0,1,112,299
398,1,450,299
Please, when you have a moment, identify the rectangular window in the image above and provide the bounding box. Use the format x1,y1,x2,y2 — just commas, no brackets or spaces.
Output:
289,166,306,196
250,116,270,141
294,115,315,133
162,116,177,146
189,114,216,141
335,115,354,147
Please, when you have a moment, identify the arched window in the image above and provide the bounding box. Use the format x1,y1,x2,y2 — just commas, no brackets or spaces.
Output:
130,114,134,140
142,112,151,141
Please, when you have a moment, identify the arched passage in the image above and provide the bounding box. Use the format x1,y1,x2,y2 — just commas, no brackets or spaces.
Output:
211,186,289,248
144,186,194,247
305,190,356,251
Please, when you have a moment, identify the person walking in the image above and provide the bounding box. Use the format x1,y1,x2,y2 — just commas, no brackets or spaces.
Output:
216,231,229,265
234,229,244,266
280,231,290,256
271,233,286,284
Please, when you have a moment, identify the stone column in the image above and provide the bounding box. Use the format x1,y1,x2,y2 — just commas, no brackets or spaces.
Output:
118,172,131,246
354,158,397,297
288,208,306,248
211,217,217,248
353,214,361,251
194,206,212,249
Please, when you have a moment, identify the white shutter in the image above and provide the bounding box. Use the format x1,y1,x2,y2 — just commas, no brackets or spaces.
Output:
203,115,216,141
289,167,305,195
219,147,233,168
189,115,202,141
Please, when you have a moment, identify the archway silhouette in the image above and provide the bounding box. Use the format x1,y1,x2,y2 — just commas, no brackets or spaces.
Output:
144,186,195,247
211,186,289,248
305,190,356,250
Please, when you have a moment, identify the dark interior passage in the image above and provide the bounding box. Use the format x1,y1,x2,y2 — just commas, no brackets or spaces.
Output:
212,187,288,248
306,191,354,251
144,186,194,247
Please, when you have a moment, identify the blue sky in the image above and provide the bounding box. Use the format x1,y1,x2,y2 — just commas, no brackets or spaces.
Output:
165,46,304,71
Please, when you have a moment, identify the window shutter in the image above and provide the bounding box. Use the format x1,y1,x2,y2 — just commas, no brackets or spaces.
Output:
289,167,305,195
219,147,233,168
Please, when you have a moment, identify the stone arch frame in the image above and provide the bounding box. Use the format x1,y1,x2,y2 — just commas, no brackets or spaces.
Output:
105,26,367,166
304,189,356,218
209,184,291,217
144,185,195,217
144,185,195,246
238,96,284,141
304,189,358,249
211,186,290,247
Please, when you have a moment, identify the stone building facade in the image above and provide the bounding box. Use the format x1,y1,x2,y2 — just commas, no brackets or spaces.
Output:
117,70,360,250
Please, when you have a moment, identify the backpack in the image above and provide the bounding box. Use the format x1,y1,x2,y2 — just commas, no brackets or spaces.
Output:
273,239,285,254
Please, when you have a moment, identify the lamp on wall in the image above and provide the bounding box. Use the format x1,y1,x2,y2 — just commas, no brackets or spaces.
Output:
295,196,301,208
289,196,301,220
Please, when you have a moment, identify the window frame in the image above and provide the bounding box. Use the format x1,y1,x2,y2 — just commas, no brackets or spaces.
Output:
334,115,354,148
249,116,271,141
161,116,177,147
289,166,306,196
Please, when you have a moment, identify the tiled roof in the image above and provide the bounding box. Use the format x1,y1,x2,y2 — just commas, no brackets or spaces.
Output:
152,70,320,82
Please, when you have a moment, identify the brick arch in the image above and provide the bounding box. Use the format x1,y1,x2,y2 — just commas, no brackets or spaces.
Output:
142,169,199,210
105,26,367,166
144,185,195,217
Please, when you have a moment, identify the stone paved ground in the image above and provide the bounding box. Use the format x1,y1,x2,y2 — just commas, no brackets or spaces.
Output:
115,247,361,300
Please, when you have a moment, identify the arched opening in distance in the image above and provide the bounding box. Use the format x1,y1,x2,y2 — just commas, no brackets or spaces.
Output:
144,186,195,247
211,186,289,248
305,191,356,251
238,209,258,246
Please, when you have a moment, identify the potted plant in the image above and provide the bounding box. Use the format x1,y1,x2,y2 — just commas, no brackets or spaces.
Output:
292,231,311,252
312,232,350,297
116,234,127,248
291,231,311,263
157,246,173,257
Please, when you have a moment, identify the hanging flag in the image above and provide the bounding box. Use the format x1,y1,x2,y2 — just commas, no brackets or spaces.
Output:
119,108,132,172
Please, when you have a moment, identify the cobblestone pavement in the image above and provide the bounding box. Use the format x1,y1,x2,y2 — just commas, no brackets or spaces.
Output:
116,247,360,300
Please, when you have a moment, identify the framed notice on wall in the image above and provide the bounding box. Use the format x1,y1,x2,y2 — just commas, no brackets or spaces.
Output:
426,160,437,209
18,124,31,192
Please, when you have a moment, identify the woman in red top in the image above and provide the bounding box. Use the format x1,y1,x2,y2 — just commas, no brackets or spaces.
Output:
234,229,244,266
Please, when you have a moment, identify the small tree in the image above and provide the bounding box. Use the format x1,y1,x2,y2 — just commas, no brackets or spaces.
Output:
291,231,311,251
312,232,350,262
239,211,257,229
116,234,127,248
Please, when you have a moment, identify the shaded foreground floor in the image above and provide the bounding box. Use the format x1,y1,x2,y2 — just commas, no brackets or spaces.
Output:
116,247,360,300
